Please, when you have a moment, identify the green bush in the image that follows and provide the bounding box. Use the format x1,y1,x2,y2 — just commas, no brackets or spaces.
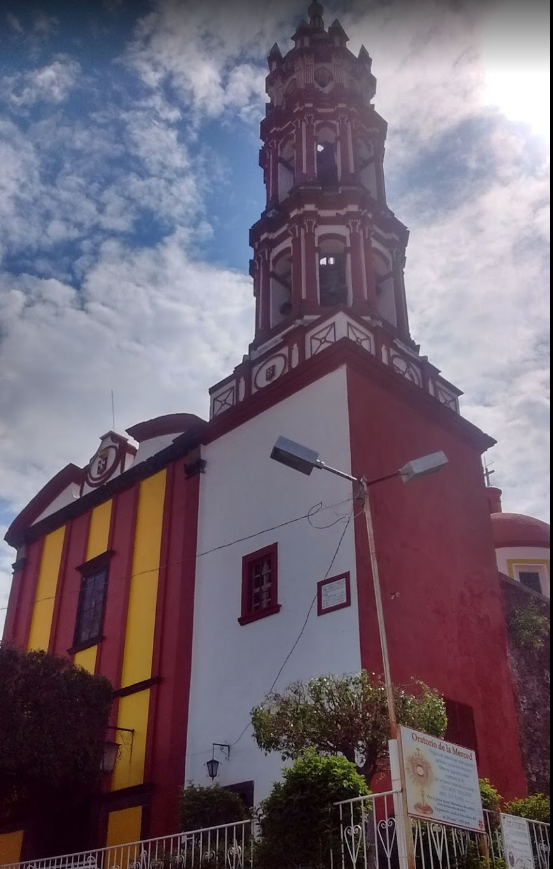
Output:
509,602,550,652
505,794,550,823
479,778,502,813
178,783,249,832
254,750,370,869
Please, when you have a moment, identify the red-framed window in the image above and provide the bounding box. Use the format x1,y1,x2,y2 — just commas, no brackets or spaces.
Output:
71,550,113,652
239,543,280,625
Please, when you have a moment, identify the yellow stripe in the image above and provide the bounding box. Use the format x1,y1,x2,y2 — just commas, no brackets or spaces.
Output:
86,500,112,561
120,470,166,688
74,644,98,673
106,807,142,847
0,831,24,864
110,690,151,791
506,557,550,580
27,526,66,651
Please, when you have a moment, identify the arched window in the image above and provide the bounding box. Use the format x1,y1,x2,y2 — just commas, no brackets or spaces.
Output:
316,126,338,187
373,249,397,326
270,251,292,327
318,237,348,307
278,138,295,202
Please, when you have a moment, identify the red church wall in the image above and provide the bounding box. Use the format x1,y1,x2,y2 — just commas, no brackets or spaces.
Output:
346,363,528,800
145,460,201,835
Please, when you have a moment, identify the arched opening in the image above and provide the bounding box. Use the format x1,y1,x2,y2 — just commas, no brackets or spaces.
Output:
358,139,377,199
270,250,293,327
316,125,338,187
373,249,397,326
278,138,295,202
318,236,348,307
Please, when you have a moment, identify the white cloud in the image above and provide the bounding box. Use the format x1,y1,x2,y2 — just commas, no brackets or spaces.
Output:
2,58,80,108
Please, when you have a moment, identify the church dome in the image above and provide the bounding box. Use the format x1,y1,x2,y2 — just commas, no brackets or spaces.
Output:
491,512,550,549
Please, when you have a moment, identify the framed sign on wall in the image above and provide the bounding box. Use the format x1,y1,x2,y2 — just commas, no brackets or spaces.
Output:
317,572,351,616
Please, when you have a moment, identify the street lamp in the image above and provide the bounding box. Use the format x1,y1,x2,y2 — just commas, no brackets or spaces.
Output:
270,436,448,869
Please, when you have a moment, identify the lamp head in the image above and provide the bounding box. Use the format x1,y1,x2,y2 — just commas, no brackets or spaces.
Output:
399,451,448,483
270,436,321,476
101,741,120,774
206,757,220,780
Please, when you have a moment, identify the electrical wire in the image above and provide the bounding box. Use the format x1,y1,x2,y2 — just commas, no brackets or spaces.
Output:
229,484,365,749
0,494,356,614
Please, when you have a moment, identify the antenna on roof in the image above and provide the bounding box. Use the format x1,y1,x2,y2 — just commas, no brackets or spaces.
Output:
111,390,116,432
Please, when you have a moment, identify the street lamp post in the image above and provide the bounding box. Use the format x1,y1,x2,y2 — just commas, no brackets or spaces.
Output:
270,436,448,869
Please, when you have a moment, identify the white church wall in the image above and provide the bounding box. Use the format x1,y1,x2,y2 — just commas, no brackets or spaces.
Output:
185,366,362,803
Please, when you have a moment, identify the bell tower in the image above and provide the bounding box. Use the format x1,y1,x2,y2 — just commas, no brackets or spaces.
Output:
250,0,410,348
209,3,462,420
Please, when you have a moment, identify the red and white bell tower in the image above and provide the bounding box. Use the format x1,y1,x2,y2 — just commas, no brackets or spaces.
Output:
251,0,410,347
209,2,461,417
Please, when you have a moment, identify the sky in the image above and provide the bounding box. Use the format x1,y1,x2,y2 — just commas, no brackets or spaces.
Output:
0,0,550,629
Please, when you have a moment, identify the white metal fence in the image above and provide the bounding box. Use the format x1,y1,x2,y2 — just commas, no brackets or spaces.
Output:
2,798,549,869
0,822,254,869
334,792,551,869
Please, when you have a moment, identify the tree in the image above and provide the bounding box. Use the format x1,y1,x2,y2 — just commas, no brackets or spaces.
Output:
251,670,447,781
178,783,249,832
255,750,370,869
0,646,113,824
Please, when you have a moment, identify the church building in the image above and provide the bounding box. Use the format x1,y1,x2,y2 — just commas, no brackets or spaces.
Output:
1,2,549,861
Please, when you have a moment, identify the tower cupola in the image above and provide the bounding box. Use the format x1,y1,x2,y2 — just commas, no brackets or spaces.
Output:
249,4,410,350
209,4,462,422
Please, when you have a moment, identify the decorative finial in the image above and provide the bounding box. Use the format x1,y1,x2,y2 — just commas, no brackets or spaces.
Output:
308,1,324,28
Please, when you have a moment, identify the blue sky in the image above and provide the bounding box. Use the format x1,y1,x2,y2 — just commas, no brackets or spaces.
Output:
0,0,550,625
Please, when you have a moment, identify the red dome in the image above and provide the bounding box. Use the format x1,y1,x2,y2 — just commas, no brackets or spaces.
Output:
491,513,550,549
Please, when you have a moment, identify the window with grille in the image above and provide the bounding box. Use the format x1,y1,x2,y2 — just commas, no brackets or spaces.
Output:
72,553,111,649
239,543,280,625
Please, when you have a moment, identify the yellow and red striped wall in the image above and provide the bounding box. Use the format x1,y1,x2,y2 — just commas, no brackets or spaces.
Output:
2,445,201,854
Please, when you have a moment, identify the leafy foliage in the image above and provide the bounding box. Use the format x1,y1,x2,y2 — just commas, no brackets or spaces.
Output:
479,778,502,813
251,670,447,780
254,750,370,869
509,602,550,652
505,794,550,823
0,645,113,819
178,783,249,832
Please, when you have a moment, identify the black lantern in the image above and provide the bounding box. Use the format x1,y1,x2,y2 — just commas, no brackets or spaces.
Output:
206,743,230,780
206,757,220,780
101,740,120,774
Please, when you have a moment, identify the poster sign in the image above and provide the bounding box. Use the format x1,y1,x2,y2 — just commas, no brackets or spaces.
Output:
501,814,536,869
317,572,350,616
400,727,484,832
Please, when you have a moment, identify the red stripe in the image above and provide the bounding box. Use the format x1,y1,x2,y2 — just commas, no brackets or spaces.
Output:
146,459,201,836
95,485,139,688
4,538,44,649
50,513,90,657
143,462,175,785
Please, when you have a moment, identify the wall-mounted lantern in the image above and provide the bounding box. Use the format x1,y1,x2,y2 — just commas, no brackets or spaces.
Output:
206,743,230,780
101,740,120,774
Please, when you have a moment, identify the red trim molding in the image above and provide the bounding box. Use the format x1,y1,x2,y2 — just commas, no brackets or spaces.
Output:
239,543,281,626
6,464,82,546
